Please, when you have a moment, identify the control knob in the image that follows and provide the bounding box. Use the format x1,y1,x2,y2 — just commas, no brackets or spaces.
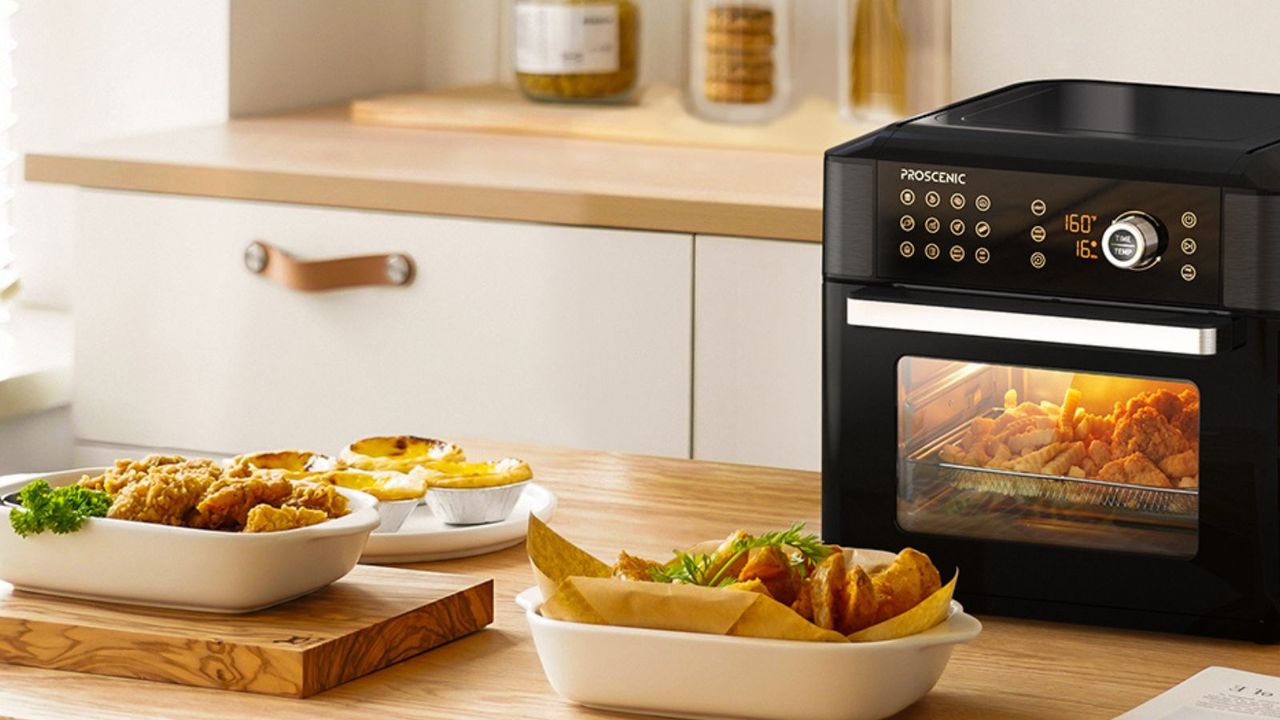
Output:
1101,213,1164,270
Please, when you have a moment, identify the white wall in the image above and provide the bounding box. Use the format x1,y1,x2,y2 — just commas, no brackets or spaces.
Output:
12,0,230,309
952,0,1280,97
230,0,425,117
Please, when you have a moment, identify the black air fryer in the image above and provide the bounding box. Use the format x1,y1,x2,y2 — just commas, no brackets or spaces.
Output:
822,79,1280,640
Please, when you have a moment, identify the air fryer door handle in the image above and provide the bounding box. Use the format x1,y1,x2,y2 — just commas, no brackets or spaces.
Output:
846,298,1223,356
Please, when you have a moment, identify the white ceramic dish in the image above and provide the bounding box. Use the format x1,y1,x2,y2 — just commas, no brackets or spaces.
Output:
360,482,556,564
0,469,380,613
516,584,981,720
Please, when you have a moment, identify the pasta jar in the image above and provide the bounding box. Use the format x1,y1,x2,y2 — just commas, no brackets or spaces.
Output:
838,0,951,122
513,0,639,103
687,0,793,123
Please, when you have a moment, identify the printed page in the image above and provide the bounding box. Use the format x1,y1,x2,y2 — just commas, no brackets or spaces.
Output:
1117,667,1280,720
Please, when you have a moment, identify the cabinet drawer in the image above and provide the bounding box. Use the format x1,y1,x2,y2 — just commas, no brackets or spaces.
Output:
74,191,692,457
693,235,820,470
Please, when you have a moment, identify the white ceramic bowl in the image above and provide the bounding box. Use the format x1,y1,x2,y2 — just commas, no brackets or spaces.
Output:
0,469,381,613
517,586,981,720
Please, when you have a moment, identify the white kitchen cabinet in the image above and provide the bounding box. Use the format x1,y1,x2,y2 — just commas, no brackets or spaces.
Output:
693,235,821,471
73,191,692,458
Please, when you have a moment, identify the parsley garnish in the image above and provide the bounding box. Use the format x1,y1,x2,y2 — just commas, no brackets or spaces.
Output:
8,480,111,538
648,523,832,587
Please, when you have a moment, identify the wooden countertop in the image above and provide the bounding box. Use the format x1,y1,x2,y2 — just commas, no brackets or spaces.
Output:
1,442,1274,719
24,108,826,242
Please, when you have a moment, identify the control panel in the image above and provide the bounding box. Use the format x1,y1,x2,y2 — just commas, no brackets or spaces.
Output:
877,163,1221,306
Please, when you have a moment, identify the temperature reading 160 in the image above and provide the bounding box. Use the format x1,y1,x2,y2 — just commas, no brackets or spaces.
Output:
1064,213,1097,234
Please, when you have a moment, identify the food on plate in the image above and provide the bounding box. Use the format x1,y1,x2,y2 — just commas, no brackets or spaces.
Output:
188,472,295,530
108,471,212,526
7,480,110,537
340,435,465,473
309,470,427,502
527,516,956,643
244,504,329,533
411,458,533,489
78,455,224,495
939,387,1199,488
231,449,338,474
60,454,351,534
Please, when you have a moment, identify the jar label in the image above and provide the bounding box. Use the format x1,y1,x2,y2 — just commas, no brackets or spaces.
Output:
514,4,621,75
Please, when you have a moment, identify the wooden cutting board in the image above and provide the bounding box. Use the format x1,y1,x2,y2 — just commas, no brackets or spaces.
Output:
350,84,857,155
0,565,493,698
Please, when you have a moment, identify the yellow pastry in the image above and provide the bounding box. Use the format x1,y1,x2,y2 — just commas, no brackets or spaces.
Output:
411,458,533,489
340,435,465,473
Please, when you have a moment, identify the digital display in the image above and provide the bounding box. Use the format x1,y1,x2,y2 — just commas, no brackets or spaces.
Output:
1064,213,1097,235
1065,213,1101,261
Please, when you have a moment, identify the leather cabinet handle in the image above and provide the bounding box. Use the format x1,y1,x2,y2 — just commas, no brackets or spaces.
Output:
243,240,415,292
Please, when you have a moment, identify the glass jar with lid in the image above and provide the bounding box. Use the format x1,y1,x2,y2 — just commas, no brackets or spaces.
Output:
686,0,793,123
513,0,640,103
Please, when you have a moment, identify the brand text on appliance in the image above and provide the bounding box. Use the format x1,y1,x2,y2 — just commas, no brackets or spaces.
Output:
900,168,968,185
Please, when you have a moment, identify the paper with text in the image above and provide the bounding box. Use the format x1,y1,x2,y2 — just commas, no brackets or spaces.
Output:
1117,667,1280,720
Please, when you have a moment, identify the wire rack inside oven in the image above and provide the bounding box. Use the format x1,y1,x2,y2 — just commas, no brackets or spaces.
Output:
904,409,1199,523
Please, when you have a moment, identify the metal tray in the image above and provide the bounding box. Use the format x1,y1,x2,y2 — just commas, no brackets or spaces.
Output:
904,410,1198,522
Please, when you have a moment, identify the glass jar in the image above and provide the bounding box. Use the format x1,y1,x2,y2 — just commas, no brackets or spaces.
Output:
838,0,951,122
686,0,793,123
513,0,639,103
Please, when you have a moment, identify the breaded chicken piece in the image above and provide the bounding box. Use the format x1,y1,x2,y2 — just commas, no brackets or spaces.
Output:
284,481,349,518
1098,452,1171,488
1127,389,1184,421
839,564,878,635
1112,407,1189,463
189,473,293,531
737,544,801,606
871,548,942,624
80,455,222,495
810,551,847,631
1158,449,1198,480
1172,400,1200,444
107,472,211,526
243,504,328,533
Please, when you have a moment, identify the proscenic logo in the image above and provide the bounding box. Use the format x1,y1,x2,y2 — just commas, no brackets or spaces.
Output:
900,167,968,185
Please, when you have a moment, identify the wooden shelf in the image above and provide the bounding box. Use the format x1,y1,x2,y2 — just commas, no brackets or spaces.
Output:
352,84,864,155
24,97,875,242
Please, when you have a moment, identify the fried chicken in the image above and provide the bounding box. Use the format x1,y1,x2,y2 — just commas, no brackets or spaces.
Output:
1112,406,1189,463
283,481,349,518
80,455,223,495
243,504,328,533
107,472,212,526
1158,449,1198,480
189,474,294,531
1098,452,1172,488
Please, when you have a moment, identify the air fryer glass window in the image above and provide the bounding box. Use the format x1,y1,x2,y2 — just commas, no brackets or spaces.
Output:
897,358,1199,558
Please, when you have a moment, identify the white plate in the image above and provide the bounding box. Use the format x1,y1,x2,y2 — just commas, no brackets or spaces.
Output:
517,582,981,720
359,482,556,564
0,469,380,613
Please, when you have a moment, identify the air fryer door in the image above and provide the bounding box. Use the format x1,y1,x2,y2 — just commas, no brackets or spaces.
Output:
822,283,1280,640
